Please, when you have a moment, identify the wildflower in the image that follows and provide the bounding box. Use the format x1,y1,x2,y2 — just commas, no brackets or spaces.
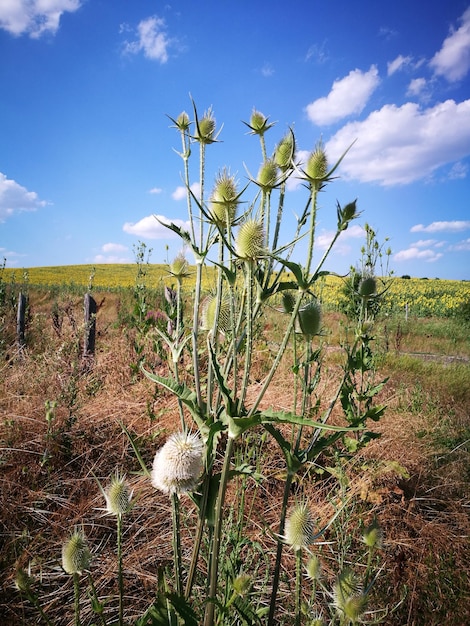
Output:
105,471,132,516
151,431,204,495
284,502,315,551
236,219,265,261
62,528,91,575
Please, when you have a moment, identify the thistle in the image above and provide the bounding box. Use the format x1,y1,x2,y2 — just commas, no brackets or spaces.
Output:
305,554,321,581
284,502,315,551
274,130,296,171
256,159,279,191
245,108,274,136
358,276,377,298
305,143,328,187
151,431,204,495
194,107,217,144
201,295,232,334
236,219,265,261
297,300,322,338
333,569,367,623
169,253,190,280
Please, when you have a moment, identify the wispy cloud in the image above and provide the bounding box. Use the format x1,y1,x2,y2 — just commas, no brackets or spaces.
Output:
394,247,443,263
305,66,380,125
123,16,172,63
149,187,163,194
406,77,427,97
0,0,81,38
260,63,274,77
0,172,48,222
123,214,191,239
430,7,470,82
411,221,470,233
326,99,470,185
387,54,413,76
449,237,470,251
172,182,200,200
316,224,364,253
93,243,131,264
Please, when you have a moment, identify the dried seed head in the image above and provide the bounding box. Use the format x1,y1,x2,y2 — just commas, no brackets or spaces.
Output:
62,528,91,575
257,159,279,190
105,471,132,516
236,219,265,260
284,502,315,551
209,170,239,227
201,295,231,333
151,431,204,495
305,144,328,187
297,300,322,338
275,131,296,170
358,276,377,298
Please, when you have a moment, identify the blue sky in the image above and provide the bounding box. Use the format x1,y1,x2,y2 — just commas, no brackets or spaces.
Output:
1,0,470,280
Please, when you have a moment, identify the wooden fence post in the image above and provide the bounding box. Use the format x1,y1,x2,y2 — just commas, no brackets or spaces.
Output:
17,292,27,352
83,293,97,360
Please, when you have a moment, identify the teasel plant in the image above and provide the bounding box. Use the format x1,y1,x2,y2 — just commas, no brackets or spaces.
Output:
139,100,389,625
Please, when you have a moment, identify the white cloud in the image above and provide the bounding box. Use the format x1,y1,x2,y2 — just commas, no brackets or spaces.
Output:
406,77,427,97
0,172,47,221
149,187,163,194
411,220,470,233
102,243,128,254
387,54,412,76
449,237,470,251
123,15,171,63
316,224,364,253
326,99,470,185
430,7,470,82
394,247,443,263
172,182,200,200
123,214,191,239
305,66,380,125
92,243,130,263
260,63,274,77
0,0,81,38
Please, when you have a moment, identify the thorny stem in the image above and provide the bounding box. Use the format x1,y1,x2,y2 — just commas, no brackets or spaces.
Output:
73,573,81,626
171,492,183,597
117,513,124,626
295,548,302,626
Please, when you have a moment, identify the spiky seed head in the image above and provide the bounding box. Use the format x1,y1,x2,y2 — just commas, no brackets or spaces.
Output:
209,170,239,227
195,108,216,143
250,109,269,134
358,276,377,297
236,219,265,260
175,111,190,131
362,520,383,549
284,502,315,551
169,253,189,278
105,471,132,516
62,528,91,575
297,300,322,338
275,132,296,170
151,431,204,495
257,159,279,190
201,296,231,333
15,568,32,592
281,291,296,314
333,568,366,621
232,573,252,597
305,554,322,581
305,144,328,187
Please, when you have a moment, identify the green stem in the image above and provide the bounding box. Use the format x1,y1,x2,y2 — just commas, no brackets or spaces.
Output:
295,548,302,626
117,513,124,626
73,573,81,626
239,261,254,411
305,187,318,277
172,492,183,597
185,470,211,599
204,436,235,626
25,591,54,626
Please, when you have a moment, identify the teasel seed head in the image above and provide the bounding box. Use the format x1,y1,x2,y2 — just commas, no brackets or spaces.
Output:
256,158,279,190
194,107,216,144
15,567,33,592
297,300,322,338
358,276,377,298
232,573,252,597
201,295,232,334
362,519,383,549
105,470,132,516
305,143,328,189
209,169,239,227
333,568,367,622
169,253,189,279
175,111,190,132
236,219,265,261
281,291,296,314
274,130,296,171
305,554,322,581
248,109,273,136
151,431,204,495
284,502,315,551
62,528,91,575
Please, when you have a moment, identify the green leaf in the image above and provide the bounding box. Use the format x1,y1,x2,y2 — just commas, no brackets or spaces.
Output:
260,407,362,432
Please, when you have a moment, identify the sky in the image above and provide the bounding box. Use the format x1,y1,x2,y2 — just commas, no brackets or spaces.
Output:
1,0,470,280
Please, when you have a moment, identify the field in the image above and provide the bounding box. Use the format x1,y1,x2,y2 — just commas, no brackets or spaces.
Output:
0,267,469,625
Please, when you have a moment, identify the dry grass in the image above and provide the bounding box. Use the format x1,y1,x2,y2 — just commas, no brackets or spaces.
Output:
1,292,469,625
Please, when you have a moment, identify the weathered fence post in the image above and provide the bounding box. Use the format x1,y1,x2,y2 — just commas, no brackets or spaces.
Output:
17,292,27,352
83,292,97,361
